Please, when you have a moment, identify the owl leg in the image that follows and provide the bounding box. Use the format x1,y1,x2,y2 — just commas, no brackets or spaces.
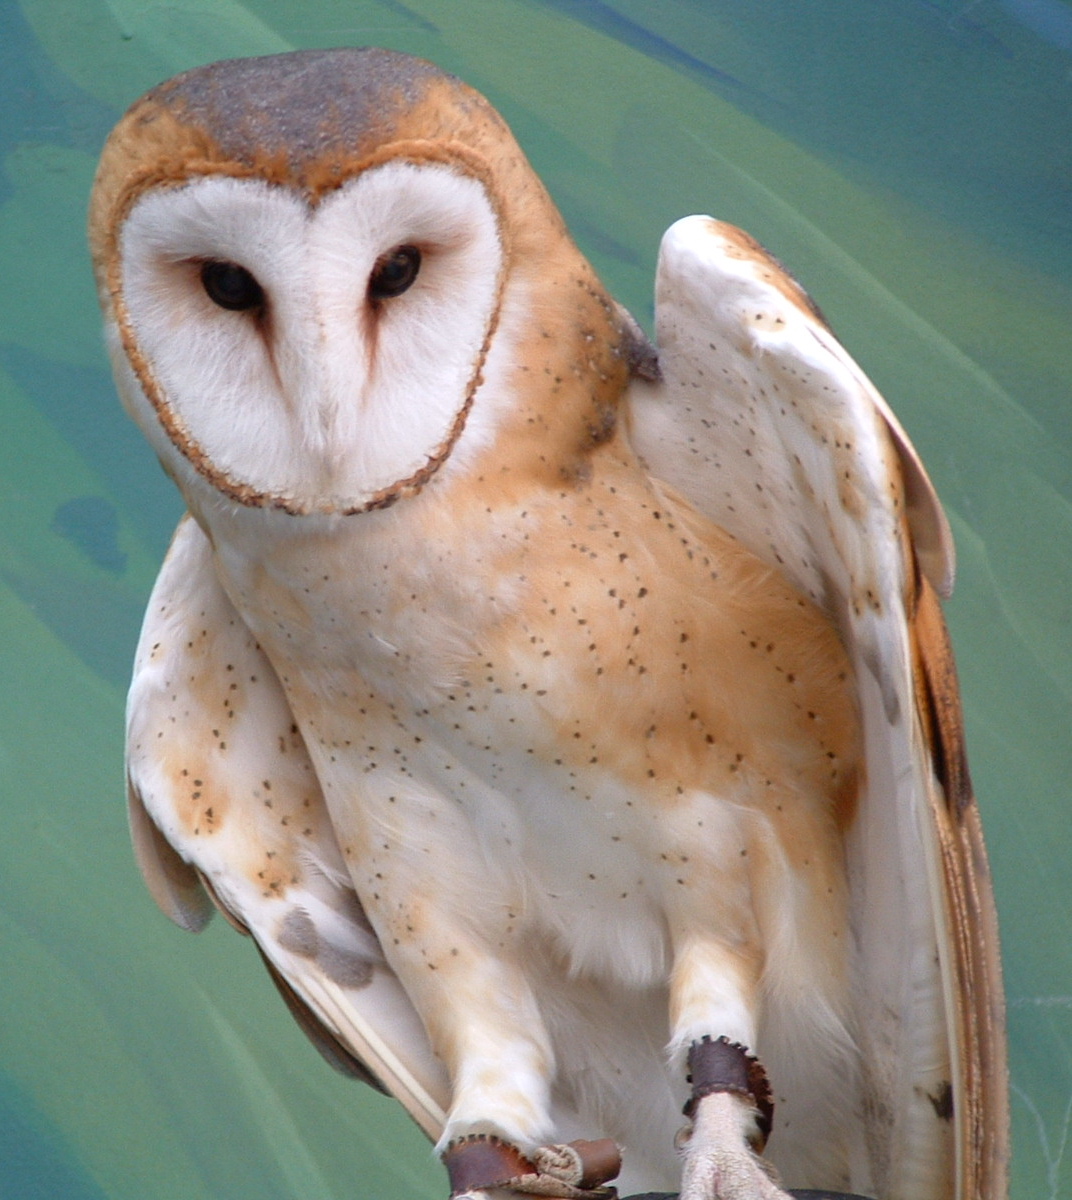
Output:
668,939,791,1200
340,784,619,1185
346,824,557,1151
410,947,556,1154
676,1041,786,1200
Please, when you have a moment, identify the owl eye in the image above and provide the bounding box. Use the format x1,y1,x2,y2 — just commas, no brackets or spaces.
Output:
368,245,421,300
200,260,265,312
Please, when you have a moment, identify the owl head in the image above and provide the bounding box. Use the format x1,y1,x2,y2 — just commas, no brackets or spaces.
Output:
89,48,632,519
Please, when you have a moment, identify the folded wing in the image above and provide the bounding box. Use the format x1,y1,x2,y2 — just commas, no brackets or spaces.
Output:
125,515,450,1138
626,216,1007,1199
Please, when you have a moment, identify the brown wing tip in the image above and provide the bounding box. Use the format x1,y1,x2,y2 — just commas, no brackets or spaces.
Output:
912,574,973,816
256,948,389,1091
126,781,214,932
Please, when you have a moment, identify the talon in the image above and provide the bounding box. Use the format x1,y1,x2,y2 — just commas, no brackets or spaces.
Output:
677,1091,789,1200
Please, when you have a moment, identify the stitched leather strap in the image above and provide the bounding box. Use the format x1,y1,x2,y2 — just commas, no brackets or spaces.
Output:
443,1135,621,1198
683,1036,775,1149
443,1135,535,1195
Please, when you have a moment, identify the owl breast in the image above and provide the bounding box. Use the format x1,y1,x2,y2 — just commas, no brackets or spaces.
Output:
209,435,858,1003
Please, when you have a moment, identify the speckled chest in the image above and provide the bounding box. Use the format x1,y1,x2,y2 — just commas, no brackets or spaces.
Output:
205,449,856,959
210,452,836,774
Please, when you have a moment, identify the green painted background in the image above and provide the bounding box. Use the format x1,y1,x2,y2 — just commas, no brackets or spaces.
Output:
1,1,1070,1195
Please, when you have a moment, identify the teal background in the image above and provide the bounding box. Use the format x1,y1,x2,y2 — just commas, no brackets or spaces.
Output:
2,1,1070,1195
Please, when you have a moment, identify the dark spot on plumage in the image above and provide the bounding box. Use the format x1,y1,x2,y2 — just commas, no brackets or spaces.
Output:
559,457,593,488
586,402,618,449
927,1080,954,1121
279,908,319,957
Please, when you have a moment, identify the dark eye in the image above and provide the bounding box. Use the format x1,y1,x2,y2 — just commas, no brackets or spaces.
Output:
368,245,421,301
200,261,265,311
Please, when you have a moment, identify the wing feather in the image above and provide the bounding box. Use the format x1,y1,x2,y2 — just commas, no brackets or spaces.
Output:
625,216,1007,1198
127,781,214,932
125,514,449,1139
911,572,1008,1195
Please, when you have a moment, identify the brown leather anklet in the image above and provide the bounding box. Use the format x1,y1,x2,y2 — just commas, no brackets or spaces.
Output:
683,1036,775,1150
443,1134,536,1195
442,1133,621,1198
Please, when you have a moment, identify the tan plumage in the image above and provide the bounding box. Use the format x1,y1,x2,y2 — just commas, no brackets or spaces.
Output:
90,48,1007,1199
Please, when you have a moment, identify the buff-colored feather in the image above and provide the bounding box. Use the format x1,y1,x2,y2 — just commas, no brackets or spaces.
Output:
96,48,1006,1200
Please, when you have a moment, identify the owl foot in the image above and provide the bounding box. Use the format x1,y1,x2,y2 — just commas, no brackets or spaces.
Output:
677,1092,789,1200
676,1038,786,1200
443,1133,621,1198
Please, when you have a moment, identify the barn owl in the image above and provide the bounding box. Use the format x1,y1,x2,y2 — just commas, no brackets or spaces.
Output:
89,47,1007,1200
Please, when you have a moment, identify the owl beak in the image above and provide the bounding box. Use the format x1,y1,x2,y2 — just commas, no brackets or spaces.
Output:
264,295,370,491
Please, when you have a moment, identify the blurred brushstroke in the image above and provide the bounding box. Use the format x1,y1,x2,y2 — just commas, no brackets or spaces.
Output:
1,2,1068,1197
